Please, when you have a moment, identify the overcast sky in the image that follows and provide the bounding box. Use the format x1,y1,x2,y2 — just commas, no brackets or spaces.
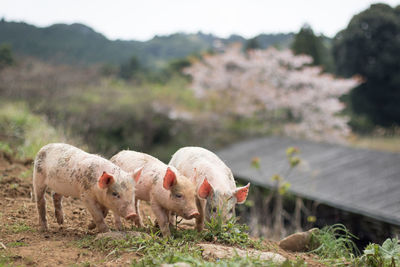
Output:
1,0,399,41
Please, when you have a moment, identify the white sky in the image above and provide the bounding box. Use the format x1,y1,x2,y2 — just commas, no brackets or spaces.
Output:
1,0,399,41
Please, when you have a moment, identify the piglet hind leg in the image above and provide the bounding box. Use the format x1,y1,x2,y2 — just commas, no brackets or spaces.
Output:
33,173,48,231
82,196,109,233
52,192,64,225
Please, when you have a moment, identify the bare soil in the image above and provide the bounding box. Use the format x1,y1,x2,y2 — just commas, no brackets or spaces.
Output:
0,153,324,266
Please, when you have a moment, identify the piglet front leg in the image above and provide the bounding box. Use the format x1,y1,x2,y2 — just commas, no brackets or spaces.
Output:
82,196,109,233
195,197,205,232
151,202,170,237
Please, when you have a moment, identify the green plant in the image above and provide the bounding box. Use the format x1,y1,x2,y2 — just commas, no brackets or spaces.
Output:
361,238,400,267
203,211,262,249
6,222,33,233
6,241,27,248
309,224,359,263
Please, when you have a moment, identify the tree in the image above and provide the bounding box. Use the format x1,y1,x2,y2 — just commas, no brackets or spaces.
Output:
291,24,334,72
119,55,142,80
245,37,260,51
333,4,400,127
0,44,14,70
184,44,359,143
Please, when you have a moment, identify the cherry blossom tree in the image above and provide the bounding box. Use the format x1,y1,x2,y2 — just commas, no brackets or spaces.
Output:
184,44,360,143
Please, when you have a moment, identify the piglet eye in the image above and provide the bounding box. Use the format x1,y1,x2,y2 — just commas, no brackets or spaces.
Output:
175,193,183,198
112,192,120,198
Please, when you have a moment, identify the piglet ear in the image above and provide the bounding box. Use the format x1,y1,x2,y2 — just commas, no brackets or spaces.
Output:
132,167,143,182
198,178,213,199
98,171,115,189
163,167,177,190
235,183,250,204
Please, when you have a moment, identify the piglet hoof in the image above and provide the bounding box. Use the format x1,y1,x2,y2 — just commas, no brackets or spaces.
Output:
56,216,64,225
97,225,110,233
196,224,204,232
87,222,96,230
39,225,48,232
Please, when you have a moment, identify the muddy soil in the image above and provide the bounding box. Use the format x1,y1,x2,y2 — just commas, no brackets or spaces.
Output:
0,153,324,266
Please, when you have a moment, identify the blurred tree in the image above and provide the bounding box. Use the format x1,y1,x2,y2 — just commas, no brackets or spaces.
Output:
291,24,334,72
333,4,400,127
245,37,260,51
119,55,142,80
292,24,322,65
0,43,14,70
184,44,359,143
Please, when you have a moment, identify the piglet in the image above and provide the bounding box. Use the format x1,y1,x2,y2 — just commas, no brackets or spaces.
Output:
111,150,211,236
169,146,250,231
33,143,141,232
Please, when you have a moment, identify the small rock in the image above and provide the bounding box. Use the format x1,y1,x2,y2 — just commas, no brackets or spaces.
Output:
198,243,286,264
278,228,319,252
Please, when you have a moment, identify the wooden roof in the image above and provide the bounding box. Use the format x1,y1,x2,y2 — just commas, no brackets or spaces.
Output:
217,137,400,226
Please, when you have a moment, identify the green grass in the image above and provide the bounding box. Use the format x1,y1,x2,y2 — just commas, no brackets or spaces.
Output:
6,222,33,233
203,214,263,249
350,135,400,153
309,224,359,265
75,218,301,267
0,101,68,159
6,241,27,248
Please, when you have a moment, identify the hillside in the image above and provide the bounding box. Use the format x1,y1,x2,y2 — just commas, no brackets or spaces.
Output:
0,19,293,68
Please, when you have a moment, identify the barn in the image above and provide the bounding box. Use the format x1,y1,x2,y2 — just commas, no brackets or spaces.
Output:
217,136,400,246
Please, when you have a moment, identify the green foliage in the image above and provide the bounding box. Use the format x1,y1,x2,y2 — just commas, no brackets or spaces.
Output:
203,212,262,249
361,238,400,267
6,222,33,233
6,241,27,248
309,224,359,263
0,43,14,70
245,37,261,51
0,20,293,69
291,24,334,72
119,56,143,80
0,101,68,159
333,3,400,127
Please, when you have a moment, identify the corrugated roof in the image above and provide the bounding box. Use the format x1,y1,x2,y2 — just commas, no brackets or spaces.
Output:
217,137,400,226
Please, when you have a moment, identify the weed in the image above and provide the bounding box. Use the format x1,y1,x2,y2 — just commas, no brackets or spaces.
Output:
360,237,400,267
6,222,33,233
9,183,19,189
20,168,33,180
6,241,27,248
309,224,359,264
203,213,262,249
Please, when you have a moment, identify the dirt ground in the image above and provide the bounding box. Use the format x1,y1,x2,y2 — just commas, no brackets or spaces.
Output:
0,153,324,266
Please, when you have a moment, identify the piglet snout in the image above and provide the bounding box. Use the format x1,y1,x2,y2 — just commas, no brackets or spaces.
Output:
125,213,137,220
187,211,200,219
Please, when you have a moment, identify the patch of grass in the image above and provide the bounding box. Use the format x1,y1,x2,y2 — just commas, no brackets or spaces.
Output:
309,224,359,264
0,252,15,267
0,101,69,159
6,241,27,248
0,142,12,155
350,135,400,153
203,212,262,249
9,183,19,189
6,222,33,233
20,168,33,180
76,225,289,267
